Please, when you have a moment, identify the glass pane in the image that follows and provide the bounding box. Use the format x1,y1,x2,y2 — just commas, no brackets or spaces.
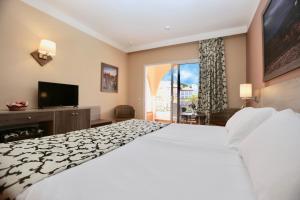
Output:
179,63,200,124
171,65,178,123
154,66,172,122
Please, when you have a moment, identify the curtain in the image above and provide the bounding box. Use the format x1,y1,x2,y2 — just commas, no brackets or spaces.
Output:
198,37,228,122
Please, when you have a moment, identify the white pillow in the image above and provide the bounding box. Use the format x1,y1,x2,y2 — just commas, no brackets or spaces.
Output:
225,107,253,131
226,107,276,149
240,109,300,200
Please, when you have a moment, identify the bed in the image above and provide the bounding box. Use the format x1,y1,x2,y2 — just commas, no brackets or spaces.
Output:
0,121,255,200
1,104,300,200
19,124,256,200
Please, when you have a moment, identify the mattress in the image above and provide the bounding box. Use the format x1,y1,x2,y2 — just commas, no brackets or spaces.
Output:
17,124,256,200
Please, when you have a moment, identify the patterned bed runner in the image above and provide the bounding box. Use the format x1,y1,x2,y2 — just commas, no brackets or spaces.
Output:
0,119,167,200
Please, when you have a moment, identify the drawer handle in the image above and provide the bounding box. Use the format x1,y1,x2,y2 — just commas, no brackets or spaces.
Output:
27,116,32,120
71,112,75,116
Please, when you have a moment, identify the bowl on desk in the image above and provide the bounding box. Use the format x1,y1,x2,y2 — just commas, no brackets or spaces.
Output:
6,101,28,111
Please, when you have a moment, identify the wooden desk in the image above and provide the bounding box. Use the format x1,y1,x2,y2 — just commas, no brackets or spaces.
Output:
0,107,91,142
91,119,112,128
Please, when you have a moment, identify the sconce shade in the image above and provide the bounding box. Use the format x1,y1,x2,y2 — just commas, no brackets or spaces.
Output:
31,39,56,66
240,84,253,99
38,39,56,56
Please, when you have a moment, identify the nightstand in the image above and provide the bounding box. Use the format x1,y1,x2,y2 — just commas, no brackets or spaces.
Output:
209,108,240,126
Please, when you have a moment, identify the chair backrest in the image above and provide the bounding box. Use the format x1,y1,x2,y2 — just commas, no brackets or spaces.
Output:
114,105,135,119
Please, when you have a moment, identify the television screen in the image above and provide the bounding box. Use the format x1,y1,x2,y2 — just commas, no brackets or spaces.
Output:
38,81,78,108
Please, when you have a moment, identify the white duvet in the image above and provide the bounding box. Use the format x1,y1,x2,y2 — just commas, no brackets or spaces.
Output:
17,124,256,200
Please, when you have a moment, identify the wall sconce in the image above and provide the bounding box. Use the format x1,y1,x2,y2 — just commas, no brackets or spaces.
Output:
240,84,259,108
31,39,56,66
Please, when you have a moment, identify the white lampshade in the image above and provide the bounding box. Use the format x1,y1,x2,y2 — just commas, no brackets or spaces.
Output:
240,84,252,99
38,39,56,56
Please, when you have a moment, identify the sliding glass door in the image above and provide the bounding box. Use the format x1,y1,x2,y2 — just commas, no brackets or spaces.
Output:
170,63,200,123
145,62,199,123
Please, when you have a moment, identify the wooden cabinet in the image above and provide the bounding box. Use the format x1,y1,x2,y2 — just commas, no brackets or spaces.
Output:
55,109,90,134
54,110,74,134
75,109,90,130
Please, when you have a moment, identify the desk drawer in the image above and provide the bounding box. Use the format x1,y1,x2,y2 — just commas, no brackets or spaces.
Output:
0,112,53,127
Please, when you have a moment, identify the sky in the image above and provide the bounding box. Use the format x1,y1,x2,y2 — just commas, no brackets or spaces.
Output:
103,66,117,76
162,63,200,85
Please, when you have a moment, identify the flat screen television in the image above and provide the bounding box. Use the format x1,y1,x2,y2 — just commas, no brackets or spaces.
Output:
38,81,78,108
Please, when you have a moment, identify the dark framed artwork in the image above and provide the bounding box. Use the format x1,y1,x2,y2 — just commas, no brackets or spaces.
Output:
101,63,118,93
263,0,300,81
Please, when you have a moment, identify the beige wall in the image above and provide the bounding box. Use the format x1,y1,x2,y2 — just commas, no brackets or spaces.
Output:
0,0,247,120
0,0,128,120
128,43,198,119
128,35,247,119
225,35,247,108
247,0,300,90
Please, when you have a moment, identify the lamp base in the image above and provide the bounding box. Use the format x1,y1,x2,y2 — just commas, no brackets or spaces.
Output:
241,99,247,109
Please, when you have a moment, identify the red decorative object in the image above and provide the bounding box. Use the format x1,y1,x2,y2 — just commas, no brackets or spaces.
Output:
6,101,29,111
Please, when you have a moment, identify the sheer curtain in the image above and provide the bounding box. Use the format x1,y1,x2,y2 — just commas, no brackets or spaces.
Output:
198,37,228,123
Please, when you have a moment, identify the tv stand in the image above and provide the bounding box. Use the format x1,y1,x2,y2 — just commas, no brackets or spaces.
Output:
0,107,91,143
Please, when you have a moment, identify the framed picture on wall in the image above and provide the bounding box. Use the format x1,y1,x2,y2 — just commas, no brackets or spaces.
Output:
101,63,118,93
263,0,300,81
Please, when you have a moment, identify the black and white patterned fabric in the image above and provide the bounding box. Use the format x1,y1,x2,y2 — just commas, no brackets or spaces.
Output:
0,119,167,200
198,37,228,123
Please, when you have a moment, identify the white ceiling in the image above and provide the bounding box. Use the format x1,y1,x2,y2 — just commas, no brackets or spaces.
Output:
22,0,260,53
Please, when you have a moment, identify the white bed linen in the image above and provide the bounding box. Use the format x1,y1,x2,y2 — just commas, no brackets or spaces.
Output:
17,124,256,200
